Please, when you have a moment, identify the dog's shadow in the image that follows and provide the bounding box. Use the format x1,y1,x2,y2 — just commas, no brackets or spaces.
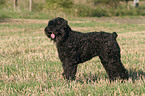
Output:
77,69,145,83
129,68,145,83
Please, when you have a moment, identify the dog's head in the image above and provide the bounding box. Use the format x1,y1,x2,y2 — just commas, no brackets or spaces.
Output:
45,17,71,43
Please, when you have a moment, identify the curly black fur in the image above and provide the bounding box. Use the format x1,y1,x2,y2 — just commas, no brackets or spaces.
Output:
45,17,129,81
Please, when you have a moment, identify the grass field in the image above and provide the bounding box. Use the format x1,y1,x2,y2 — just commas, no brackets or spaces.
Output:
0,17,145,95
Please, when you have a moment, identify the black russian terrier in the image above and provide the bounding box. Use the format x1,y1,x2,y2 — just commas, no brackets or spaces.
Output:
45,17,129,81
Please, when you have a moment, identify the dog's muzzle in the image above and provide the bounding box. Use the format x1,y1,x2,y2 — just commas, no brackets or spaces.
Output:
45,27,56,39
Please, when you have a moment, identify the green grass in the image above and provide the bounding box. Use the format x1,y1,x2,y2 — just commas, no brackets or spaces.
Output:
0,9,51,19
0,17,145,95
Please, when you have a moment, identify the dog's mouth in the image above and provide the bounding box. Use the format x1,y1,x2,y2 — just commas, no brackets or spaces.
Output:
45,29,56,39
46,32,56,39
45,27,56,39
50,33,55,39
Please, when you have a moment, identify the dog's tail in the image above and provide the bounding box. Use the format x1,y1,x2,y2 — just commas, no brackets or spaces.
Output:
112,32,118,38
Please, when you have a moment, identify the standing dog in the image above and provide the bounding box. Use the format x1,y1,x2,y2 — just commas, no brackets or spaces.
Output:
45,17,129,81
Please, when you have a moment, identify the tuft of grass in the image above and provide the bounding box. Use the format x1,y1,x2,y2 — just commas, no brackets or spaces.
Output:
0,17,145,95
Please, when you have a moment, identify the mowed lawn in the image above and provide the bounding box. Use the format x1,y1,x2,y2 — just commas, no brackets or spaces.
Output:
0,17,145,95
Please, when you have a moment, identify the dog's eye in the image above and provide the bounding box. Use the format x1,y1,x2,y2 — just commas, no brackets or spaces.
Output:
57,33,62,36
56,29,60,32
45,28,50,32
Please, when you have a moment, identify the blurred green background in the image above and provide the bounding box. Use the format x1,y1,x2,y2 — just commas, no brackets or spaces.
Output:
0,0,145,19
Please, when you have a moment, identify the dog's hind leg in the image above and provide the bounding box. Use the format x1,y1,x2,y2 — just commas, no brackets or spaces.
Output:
99,52,129,81
99,42,129,81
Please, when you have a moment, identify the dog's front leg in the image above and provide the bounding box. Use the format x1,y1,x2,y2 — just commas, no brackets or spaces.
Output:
62,63,78,80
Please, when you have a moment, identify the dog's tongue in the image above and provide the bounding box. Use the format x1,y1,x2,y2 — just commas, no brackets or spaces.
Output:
51,33,55,39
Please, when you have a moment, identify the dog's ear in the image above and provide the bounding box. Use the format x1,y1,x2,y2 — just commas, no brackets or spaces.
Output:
62,20,71,32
